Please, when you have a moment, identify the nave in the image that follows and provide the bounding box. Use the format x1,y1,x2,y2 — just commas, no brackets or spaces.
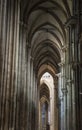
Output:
0,0,82,130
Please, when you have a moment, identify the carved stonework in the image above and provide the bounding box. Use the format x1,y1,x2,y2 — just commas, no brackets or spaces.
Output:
71,62,78,70
61,45,68,52
66,79,73,85
61,88,68,95
58,61,65,67
65,16,77,28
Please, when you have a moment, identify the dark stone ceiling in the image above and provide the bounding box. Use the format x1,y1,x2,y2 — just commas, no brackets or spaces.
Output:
20,0,72,76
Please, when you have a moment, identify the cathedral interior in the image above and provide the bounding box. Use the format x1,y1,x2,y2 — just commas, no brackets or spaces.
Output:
0,0,82,130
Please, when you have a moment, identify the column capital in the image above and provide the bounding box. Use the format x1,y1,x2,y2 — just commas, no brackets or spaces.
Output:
55,73,61,78
61,45,68,52
61,88,68,95
64,16,77,28
66,79,73,85
58,61,65,67
59,95,64,102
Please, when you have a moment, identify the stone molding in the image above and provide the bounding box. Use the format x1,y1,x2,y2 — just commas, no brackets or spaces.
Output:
65,16,77,27
58,61,65,67
61,88,68,95
61,45,68,52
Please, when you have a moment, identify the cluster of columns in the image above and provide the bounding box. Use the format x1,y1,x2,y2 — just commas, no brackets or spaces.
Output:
57,1,82,130
58,21,78,130
0,0,38,130
76,0,82,129
58,44,76,130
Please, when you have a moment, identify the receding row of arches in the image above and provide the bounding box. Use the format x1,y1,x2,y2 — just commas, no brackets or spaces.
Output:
0,0,82,130
39,72,55,130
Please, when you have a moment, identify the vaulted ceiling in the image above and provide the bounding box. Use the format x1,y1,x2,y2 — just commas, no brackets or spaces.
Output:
20,0,72,77
40,83,50,101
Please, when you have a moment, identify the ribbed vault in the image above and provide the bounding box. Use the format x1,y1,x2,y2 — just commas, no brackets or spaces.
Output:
40,83,50,101
20,0,72,77
1,1,82,130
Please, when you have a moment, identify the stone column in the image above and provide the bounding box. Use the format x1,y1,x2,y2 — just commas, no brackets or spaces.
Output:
58,60,66,130
78,1,82,127
65,13,78,130
0,1,20,130
55,73,62,130
77,33,82,129
27,46,31,130
18,21,28,130
69,23,77,130
0,1,8,129
76,0,82,129
30,57,36,130
50,85,55,130
35,73,40,130
54,76,58,130
63,45,69,130
33,70,38,130
58,44,69,130
27,53,38,130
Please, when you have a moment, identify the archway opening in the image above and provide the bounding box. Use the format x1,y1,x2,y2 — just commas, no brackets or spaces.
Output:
39,72,58,130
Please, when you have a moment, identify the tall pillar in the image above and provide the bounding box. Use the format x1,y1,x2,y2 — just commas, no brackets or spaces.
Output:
58,60,66,130
35,75,39,130
0,1,8,128
50,84,55,130
62,45,69,130
78,0,82,128
33,70,38,130
27,46,31,130
30,57,36,130
65,12,78,129
27,52,38,130
56,73,62,130
58,44,69,130
18,21,28,130
77,33,82,129
54,76,58,130
0,1,20,130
